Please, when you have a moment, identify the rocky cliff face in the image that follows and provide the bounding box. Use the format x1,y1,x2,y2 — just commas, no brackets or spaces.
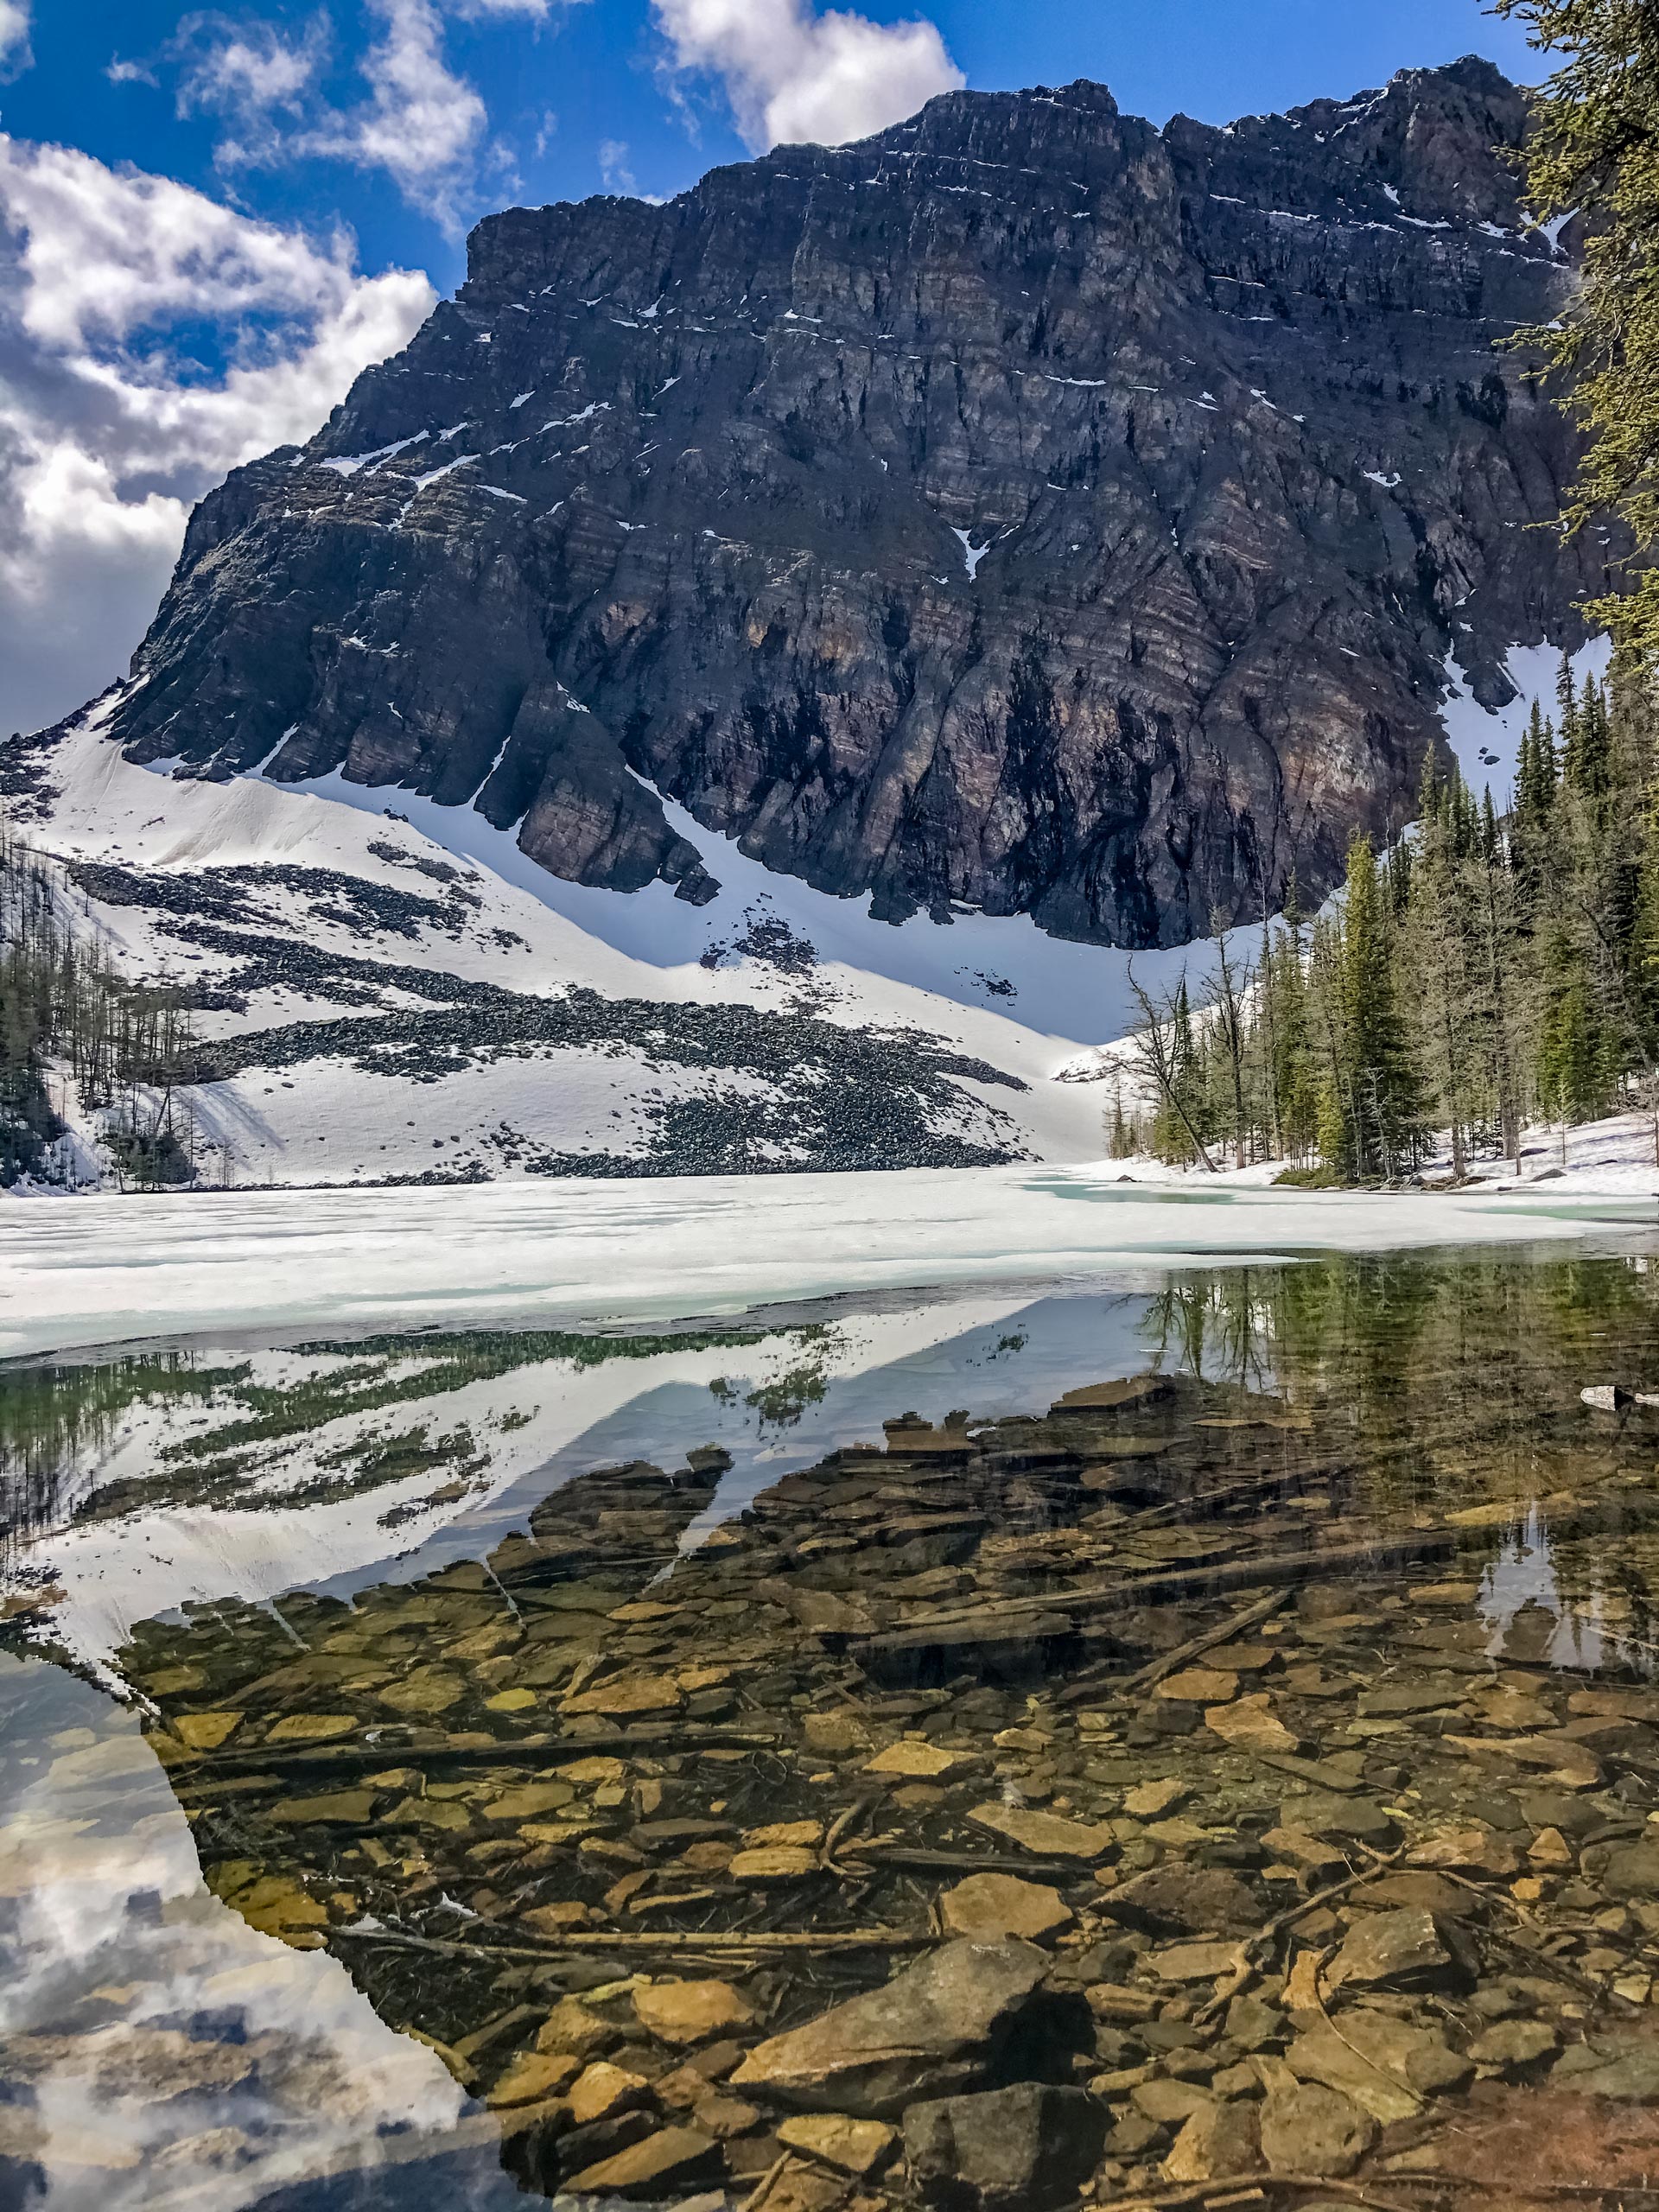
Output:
99,58,1607,946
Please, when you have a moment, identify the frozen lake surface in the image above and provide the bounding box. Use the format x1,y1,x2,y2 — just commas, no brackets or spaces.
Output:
3,1165,1652,1362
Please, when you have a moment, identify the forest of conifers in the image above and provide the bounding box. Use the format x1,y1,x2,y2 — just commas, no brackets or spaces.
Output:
0,830,201,1187
1116,654,1659,1180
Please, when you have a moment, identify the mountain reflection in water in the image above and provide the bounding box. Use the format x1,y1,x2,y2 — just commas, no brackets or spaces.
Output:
7,1247,1659,2208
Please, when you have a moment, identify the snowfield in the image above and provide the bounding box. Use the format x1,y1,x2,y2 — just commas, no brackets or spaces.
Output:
7,707,1243,1189
1083,1109,1659,1199
3,1162,1649,1366
0,634,1618,1194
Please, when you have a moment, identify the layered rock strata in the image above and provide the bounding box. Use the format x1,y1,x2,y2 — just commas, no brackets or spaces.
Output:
99,59,1604,944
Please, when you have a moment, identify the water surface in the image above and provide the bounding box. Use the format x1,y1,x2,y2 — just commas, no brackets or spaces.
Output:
9,1244,1659,2209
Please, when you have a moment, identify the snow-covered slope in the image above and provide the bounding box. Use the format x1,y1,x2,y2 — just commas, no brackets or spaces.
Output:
7,700,1239,1189
3,633,1602,1192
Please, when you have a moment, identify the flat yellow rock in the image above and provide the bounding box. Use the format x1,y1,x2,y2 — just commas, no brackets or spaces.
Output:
268,1789,377,1824
523,1901,598,1934
234,1876,328,1937
383,1795,473,1833
1122,1778,1188,1819
1445,1732,1601,1790
1204,1694,1297,1753
487,2051,582,2108
742,1820,823,1849
965,1802,1115,1860
484,1688,538,1713
728,1846,818,1882
172,1712,244,1752
264,1714,358,1745
940,1872,1071,1942
1153,1939,1243,1981
378,1668,466,1716
1156,1669,1238,1705
563,1675,682,1718
633,1979,754,2045
567,2060,652,2126
777,2113,897,2176
861,1740,970,1780
486,1782,575,1821
139,1666,206,1698
520,1820,597,1845
562,1757,626,1783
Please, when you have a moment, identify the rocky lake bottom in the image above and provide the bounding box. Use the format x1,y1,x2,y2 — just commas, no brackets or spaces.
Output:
10,1245,1659,2212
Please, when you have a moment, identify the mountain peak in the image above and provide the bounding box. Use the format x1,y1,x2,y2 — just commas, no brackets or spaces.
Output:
80,52,1599,952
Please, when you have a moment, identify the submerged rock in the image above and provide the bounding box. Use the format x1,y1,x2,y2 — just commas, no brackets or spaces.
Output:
1259,2083,1377,2177
902,2082,1108,2212
1325,1908,1451,1993
776,2113,897,2176
729,1942,1052,2117
1551,2038,1659,2101
963,1804,1115,1859
1104,1863,1259,1936
561,2124,724,2197
632,1981,754,2047
1163,2099,1263,2183
939,1873,1072,1942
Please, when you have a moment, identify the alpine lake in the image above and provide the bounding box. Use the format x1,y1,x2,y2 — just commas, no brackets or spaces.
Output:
13,1237,1659,2212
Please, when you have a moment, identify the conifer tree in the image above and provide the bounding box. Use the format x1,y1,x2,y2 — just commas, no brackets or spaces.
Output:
1497,0,1659,658
1115,666,1659,1180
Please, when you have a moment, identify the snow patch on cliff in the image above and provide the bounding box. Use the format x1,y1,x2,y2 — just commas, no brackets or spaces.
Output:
1440,636,1613,803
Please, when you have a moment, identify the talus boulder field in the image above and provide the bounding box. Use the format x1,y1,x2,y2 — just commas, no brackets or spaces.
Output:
92,59,1603,946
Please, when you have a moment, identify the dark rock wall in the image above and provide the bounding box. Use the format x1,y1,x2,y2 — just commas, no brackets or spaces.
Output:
103,60,1605,946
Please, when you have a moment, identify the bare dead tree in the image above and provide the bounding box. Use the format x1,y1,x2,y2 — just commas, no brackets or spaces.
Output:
1205,912,1256,1170
1123,961,1219,1173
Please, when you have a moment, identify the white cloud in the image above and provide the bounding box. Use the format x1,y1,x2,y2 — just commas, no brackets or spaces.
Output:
598,137,637,194
175,11,328,168
0,136,434,735
0,0,30,81
299,0,488,230
652,0,961,152
170,0,573,233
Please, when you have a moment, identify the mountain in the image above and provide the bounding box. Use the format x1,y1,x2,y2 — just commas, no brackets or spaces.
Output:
0,60,1615,1191
72,56,1604,950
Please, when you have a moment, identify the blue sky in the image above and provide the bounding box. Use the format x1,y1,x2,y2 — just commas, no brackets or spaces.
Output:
6,0,1537,293
0,0,1543,734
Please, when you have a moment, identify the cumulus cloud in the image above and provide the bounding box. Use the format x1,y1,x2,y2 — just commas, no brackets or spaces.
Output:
0,0,30,81
0,137,434,734
652,0,961,152
170,0,573,232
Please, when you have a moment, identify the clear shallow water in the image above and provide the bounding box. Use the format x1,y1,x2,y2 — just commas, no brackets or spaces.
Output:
10,1243,1659,2208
